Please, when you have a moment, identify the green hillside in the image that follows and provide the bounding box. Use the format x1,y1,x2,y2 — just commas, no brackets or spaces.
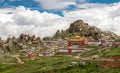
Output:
105,47,120,56
0,56,120,73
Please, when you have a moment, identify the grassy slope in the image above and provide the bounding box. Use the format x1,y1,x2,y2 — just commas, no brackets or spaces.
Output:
0,56,78,73
105,47,120,56
81,47,120,57
0,56,120,73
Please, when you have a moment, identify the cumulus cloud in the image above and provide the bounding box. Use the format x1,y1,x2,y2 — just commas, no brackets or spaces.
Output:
34,0,77,10
63,2,120,34
0,2,120,39
34,0,90,10
0,6,71,39
77,3,107,9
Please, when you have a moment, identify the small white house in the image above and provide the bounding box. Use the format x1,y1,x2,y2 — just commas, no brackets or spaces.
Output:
106,40,114,46
39,52,52,57
88,40,101,46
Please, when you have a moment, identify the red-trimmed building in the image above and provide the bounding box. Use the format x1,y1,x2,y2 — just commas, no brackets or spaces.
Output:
32,41,40,45
68,36,88,48
112,42,120,48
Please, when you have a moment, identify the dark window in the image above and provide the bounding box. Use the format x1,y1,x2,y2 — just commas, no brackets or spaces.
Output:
73,43,78,45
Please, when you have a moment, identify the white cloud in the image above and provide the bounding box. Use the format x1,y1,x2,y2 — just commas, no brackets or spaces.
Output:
0,2,120,39
34,0,90,10
34,0,77,10
77,3,107,9
0,6,70,39
0,8,14,23
63,2,120,34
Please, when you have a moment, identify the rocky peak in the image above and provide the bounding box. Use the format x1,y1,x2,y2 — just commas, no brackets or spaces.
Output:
68,20,89,33
55,30,61,35
53,20,120,40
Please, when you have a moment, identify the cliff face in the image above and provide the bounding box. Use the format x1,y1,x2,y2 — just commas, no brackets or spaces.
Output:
54,20,120,40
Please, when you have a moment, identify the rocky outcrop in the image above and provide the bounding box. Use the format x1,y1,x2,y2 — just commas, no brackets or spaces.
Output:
53,20,120,40
0,34,42,54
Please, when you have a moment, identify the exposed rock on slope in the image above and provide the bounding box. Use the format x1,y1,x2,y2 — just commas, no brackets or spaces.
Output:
54,20,120,40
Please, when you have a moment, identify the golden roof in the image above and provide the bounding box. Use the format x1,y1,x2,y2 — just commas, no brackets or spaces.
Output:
75,36,81,38
70,36,86,41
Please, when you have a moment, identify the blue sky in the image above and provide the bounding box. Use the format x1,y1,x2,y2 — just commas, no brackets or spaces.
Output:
90,0,120,4
0,0,120,16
